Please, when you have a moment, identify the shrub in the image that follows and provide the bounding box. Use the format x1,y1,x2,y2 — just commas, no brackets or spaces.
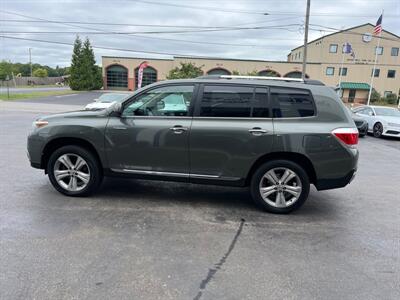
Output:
370,89,381,103
385,93,397,105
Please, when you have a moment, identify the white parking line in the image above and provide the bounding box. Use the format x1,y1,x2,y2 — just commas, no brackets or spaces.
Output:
55,94,77,98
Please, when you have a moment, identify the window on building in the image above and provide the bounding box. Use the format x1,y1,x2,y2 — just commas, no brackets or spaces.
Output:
298,52,301,59
271,88,315,118
200,85,253,117
339,67,347,76
375,47,383,55
387,70,396,78
106,65,128,89
326,67,335,76
371,69,380,77
391,47,399,56
329,44,338,53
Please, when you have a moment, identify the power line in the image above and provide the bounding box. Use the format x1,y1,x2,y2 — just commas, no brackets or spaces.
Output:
0,17,302,29
0,25,301,35
130,0,399,18
131,0,269,15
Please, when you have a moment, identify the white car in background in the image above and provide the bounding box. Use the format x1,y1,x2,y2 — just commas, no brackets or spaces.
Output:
352,105,400,138
85,93,132,110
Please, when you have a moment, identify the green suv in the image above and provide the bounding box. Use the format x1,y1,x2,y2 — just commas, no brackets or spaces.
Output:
27,76,359,213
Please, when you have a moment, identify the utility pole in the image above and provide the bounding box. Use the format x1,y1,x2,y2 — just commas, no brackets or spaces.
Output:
302,0,311,80
29,48,33,77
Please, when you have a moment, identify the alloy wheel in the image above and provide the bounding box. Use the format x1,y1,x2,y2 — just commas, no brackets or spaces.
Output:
259,167,302,208
53,153,91,192
373,123,383,138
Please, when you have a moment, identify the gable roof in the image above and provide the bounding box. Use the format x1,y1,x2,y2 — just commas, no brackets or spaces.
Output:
290,23,400,52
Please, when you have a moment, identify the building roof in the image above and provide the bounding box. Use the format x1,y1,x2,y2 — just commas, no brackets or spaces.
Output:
290,23,400,52
340,82,371,90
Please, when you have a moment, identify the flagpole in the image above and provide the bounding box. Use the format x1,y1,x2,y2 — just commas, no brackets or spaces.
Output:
367,10,384,106
338,44,345,98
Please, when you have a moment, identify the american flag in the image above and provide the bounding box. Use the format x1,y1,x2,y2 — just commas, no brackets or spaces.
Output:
373,14,383,35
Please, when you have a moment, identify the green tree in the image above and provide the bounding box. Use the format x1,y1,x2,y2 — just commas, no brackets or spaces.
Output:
385,93,397,105
69,37,102,90
167,62,203,79
370,89,381,103
80,38,102,90
33,68,48,77
0,60,13,80
69,36,83,90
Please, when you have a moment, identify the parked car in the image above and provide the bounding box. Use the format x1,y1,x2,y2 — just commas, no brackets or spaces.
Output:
347,107,368,137
27,76,359,214
352,105,400,138
85,93,132,110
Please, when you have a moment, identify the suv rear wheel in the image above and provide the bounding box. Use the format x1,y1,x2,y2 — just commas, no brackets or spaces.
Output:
250,160,310,214
47,145,103,196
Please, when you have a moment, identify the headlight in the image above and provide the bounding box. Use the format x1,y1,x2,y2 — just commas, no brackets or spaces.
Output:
388,123,400,128
33,120,49,128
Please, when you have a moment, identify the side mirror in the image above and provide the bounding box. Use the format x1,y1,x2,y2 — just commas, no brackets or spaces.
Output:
93,98,99,102
112,102,123,116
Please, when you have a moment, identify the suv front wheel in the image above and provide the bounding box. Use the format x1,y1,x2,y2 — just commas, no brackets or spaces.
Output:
250,160,310,214
47,145,103,196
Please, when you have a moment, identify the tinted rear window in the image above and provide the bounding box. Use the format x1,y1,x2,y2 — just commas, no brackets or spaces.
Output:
271,88,315,118
200,85,253,117
199,85,270,118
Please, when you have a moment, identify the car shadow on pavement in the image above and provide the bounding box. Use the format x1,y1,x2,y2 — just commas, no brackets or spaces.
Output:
91,177,341,221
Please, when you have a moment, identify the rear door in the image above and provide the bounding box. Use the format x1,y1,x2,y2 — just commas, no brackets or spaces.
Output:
189,84,274,183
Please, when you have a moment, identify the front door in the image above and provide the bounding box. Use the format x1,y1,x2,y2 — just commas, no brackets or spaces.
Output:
189,84,274,183
348,89,356,103
105,84,196,177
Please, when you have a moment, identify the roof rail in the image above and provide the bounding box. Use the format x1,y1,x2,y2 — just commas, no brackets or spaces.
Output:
219,75,304,82
196,75,325,86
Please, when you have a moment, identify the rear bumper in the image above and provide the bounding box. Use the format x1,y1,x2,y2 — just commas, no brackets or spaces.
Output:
315,169,356,191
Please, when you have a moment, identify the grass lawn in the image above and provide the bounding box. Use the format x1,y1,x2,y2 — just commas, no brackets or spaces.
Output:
0,90,79,101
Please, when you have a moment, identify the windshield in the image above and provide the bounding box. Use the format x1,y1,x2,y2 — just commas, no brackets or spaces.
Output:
374,107,400,117
97,93,129,103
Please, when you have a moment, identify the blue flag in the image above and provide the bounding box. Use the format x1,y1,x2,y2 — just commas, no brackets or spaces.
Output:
343,42,353,54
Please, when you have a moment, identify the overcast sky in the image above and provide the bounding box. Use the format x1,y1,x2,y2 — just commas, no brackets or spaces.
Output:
0,0,399,67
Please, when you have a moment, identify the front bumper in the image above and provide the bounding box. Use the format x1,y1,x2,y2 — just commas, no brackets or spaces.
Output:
383,125,400,137
27,133,45,169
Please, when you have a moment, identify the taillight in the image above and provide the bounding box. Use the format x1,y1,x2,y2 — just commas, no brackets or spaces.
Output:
332,128,359,146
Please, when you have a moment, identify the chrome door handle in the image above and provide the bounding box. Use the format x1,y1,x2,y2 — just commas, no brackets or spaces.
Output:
169,126,188,134
249,128,268,135
113,126,127,130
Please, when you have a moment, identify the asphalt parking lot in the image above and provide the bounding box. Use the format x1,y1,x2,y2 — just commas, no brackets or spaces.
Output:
0,99,399,300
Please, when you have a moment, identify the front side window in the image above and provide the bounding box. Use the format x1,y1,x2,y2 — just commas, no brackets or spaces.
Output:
122,85,194,117
329,44,338,53
391,47,399,56
326,67,335,76
387,70,396,78
271,88,315,118
375,47,383,55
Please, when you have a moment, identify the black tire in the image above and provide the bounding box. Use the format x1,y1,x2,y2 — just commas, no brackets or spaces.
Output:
250,160,310,214
47,145,103,196
373,122,383,138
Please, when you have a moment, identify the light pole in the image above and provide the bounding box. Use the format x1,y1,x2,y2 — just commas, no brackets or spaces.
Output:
29,48,32,77
302,0,311,80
